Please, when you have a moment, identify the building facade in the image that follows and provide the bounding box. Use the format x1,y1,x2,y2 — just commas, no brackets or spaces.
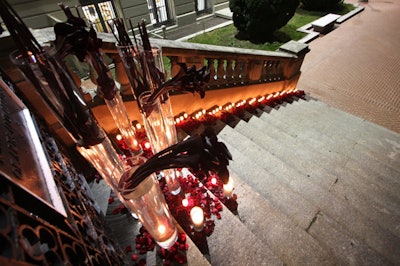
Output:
7,0,229,33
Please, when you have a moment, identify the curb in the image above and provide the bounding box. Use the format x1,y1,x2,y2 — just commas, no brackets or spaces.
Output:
297,4,365,43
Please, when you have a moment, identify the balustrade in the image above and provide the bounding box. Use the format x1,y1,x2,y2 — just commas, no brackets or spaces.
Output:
100,36,308,96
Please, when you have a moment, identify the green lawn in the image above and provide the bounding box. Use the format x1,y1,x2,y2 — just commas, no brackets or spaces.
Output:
187,3,355,51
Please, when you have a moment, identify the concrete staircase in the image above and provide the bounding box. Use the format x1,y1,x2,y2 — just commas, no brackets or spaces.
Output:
102,96,400,265
186,96,400,265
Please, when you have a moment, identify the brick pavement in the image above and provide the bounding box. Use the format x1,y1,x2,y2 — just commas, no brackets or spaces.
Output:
297,0,400,133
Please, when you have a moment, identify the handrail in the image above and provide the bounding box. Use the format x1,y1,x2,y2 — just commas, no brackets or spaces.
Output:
28,28,309,96
98,32,309,94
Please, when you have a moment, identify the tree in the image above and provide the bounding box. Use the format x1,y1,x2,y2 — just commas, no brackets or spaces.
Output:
230,0,300,44
301,0,344,11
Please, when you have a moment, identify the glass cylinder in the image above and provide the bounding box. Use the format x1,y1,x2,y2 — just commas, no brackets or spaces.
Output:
76,136,125,196
85,48,142,156
120,167,178,249
104,92,142,155
9,47,105,146
116,44,149,105
139,45,166,90
139,91,181,195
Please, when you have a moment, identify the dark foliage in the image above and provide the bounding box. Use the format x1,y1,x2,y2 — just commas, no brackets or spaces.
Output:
301,0,344,11
229,0,300,44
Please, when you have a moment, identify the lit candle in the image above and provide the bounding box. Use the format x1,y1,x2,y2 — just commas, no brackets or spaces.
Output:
223,178,234,198
182,198,189,207
158,224,166,236
190,206,204,231
143,141,151,150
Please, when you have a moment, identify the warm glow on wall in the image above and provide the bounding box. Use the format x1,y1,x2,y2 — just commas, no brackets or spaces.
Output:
173,89,303,125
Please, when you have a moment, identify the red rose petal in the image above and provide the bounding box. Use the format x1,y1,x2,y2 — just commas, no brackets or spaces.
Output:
108,197,114,204
125,245,132,252
131,253,138,261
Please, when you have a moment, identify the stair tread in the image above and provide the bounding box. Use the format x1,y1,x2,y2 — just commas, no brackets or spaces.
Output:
235,117,400,238
256,101,400,190
183,168,283,266
206,202,283,266
307,210,392,265
260,99,400,172
218,123,400,263
231,169,338,265
218,128,320,229
265,98,399,145
246,112,400,196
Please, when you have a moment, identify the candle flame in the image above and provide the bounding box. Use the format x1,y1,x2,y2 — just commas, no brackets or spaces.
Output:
182,198,189,207
158,224,166,235
190,206,204,225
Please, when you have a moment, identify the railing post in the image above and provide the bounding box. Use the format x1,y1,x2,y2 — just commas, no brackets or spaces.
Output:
279,41,310,91
248,59,264,82
206,57,216,87
226,59,234,84
108,53,132,96
167,56,180,78
216,58,225,86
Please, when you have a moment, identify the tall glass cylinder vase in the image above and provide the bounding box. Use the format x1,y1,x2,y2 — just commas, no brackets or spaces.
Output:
10,47,121,151
85,50,142,156
76,136,125,194
77,140,146,220
158,94,182,193
139,45,165,90
119,167,178,249
116,44,149,106
104,92,142,155
139,92,181,195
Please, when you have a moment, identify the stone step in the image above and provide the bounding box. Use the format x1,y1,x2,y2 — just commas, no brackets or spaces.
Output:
218,123,400,263
275,98,400,154
263,99,400,174
246,109,400,205
257,101,400,199
230,169,338,265
217,127,319,229
266,97,398,143
306,210,392,265
205,193,283,266
236,117,400,238
177,169,283,265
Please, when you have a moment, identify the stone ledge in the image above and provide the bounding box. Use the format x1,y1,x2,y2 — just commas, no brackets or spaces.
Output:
337,5,365,23
297,4,365,43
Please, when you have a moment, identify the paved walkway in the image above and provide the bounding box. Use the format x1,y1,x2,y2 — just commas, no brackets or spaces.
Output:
166,1,400,134
297,0,400,134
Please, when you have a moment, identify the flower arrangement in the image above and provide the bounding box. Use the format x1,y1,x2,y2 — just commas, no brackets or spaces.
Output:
54,4,142,154
119,126,232,194
110,18,210,113
0,0,104,148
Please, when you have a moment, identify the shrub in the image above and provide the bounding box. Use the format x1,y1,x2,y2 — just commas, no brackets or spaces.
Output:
230,0,300,44
300,0,344,11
